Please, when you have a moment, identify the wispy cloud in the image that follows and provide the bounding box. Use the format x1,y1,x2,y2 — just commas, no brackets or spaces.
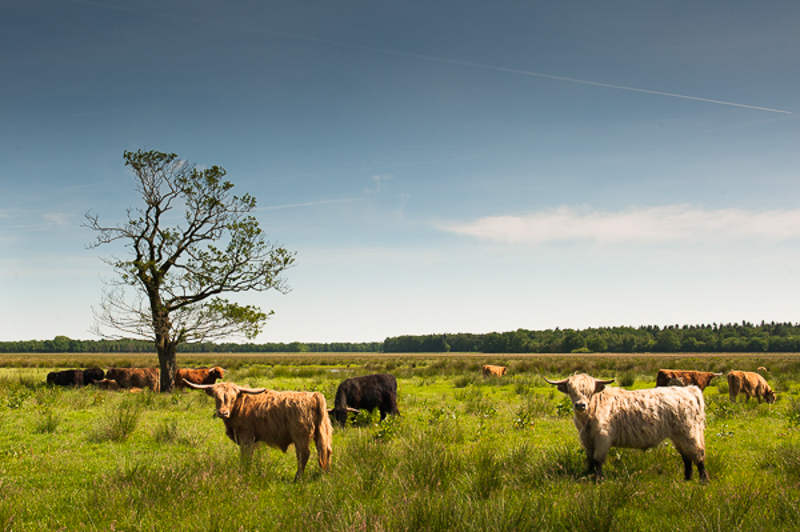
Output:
438,205,800,245
42,212,73,226
259,198,365,211
365,174,393,195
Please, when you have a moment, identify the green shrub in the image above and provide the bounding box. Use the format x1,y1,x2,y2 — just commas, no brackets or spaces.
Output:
91,402,141,442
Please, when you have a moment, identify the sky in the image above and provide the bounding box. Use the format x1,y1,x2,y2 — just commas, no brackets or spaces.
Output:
2,1,800,344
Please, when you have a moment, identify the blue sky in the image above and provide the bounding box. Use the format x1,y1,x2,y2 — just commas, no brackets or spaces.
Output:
2,1,800,343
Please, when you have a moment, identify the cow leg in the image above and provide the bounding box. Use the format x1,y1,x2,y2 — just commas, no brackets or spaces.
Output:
294,442,311,481
590,458,604,481
591,439,611,481
681,454,693,481
696,460,709,483
239,443,255,461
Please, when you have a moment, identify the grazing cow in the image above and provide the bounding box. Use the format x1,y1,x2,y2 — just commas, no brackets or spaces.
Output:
105,368,160,391
175,367,225,389
46,368,105,387
94,378,121,391
727,370,776,404
544,374,709,482
655,369,722,391
186,380,333,481
482,364,508,378
328,373,399,426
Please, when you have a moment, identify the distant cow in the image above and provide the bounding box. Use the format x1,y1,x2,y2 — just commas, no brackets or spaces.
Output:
656,369,722,391
176,367,225,389
105,368,160,391
328,373,399,426
545,373,709,482
186,380,333,481
727,370,776,404
482,364,508,378
46,367,104,387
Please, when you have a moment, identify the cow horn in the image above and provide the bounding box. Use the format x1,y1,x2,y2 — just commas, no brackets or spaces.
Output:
712,372,723,376
184,379,213,389
238,386,267,395
347,407,360,413
595,378,615,385
543,377,568,385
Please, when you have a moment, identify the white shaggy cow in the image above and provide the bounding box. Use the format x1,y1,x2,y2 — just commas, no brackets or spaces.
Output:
544,374,709,482
186,380,333,481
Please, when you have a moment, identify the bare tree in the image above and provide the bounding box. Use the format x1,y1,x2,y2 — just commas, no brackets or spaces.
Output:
85,150,295,392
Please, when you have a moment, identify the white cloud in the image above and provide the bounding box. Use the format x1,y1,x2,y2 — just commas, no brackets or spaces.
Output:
437,205,800,245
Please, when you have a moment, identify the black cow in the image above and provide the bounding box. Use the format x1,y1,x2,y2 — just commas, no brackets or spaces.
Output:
328,373,399,426
82,367,105,385
46,367,104,387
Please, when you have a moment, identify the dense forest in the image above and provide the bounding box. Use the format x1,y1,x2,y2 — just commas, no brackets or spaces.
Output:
3,322,800,354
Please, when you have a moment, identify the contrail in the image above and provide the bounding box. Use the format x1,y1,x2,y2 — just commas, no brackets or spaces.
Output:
405,56,792,114
70,0,791,114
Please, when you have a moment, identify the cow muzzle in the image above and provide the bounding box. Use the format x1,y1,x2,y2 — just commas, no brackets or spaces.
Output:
216,410,231,419
573,402,587,413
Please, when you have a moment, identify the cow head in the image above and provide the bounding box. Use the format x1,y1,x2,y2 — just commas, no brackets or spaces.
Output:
208,367,225,381
543,374,614,415
765,389,777,404
327,406,361,426
184,381,266,419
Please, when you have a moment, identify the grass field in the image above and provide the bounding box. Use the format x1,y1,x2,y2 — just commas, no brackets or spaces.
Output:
1,352,799,531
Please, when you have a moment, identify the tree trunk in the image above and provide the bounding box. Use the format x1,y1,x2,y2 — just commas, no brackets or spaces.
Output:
153,306,177,393
157,340,177,393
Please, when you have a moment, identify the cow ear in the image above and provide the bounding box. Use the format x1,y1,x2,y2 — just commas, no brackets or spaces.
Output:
556,383,568,394
594,379,614,393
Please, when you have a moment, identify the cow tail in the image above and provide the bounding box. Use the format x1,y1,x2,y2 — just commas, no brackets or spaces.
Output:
314,392,333,471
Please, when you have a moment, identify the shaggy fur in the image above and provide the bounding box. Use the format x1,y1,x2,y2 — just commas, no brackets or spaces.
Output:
94,378,121,390
188,381,333,481
655,369,722,391
175,367,225,389
727,370,776,404
329,373,399,426
105,368,160,391
482,364,508,378
546,373,709,482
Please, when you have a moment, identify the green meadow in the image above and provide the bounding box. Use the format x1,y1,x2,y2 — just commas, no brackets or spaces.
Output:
1,353,800,531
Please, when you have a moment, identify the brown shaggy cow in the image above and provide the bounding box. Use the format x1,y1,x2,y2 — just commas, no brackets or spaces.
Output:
545,374,709,482
186,380,333,480
93,378,121,391
727,370,776,404
175,367,225,389
105,368,160,391
482,364,508,378
655,369,722,391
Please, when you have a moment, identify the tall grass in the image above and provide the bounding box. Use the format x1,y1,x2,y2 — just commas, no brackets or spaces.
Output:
1,353,799,530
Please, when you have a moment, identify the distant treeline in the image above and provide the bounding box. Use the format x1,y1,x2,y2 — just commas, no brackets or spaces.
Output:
0,336,381,354
383,322,800,353
3,322,800,354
